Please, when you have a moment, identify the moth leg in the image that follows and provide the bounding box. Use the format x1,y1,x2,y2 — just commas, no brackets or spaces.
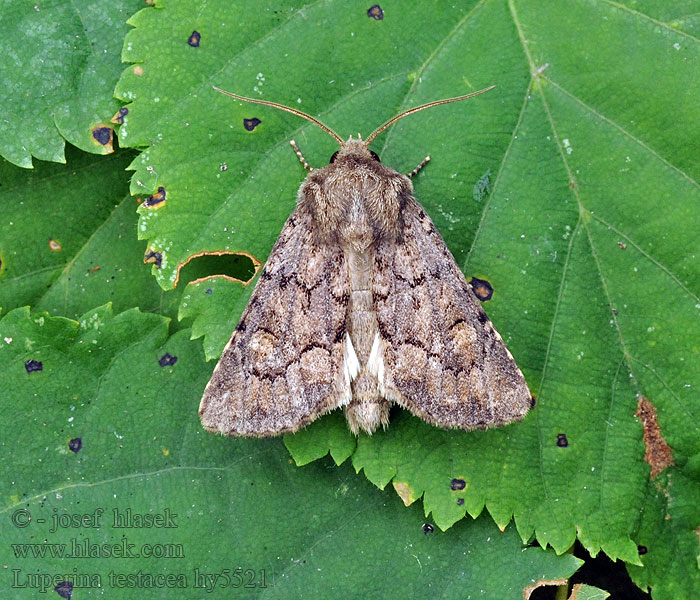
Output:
407,155,430,178
289,140,314,172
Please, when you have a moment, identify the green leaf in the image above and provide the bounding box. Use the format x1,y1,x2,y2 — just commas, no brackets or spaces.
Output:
0,305,582,598
0,146,181,323
112,0,700,582
626,468,700,600
0,0,144,168
179,276,256,361
569,584,610,600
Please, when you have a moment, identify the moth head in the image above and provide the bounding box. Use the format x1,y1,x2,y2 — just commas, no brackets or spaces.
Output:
213,85,496,162
329,137,381,165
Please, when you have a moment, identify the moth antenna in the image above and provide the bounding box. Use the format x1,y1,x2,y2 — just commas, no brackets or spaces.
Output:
213,87,344,146
364,85,496,145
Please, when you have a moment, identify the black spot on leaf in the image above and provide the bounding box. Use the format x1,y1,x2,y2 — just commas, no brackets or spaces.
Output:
92,126,113,146
422,523,434,535
25,359,43,373
54,581,73,599
469,277,493,301
144,250,162,268
68,438,82,453
637,545,647,555
367,4,383,19
188,30,201,47
205,288,213,295
557,433,568,447
143,186,166,208
110,107,129,125
450,478,466,491
456,498,464,506
243,118,261,131
158,353,178,367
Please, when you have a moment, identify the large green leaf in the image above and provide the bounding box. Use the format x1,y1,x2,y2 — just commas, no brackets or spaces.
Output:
0,0,144,168
0,305,582,598
111,0,700,595
0,146,182,323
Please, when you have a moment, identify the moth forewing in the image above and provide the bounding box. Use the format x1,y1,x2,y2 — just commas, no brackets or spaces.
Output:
200,86,532,437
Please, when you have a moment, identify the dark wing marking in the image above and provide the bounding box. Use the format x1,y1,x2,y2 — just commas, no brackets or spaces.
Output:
373,197,531,429
199,209,350,437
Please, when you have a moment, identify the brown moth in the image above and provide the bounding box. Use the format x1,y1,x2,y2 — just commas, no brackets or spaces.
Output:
200,86,532,437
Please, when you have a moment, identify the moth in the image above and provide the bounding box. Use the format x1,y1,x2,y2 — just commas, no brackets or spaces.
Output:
200,86,532,437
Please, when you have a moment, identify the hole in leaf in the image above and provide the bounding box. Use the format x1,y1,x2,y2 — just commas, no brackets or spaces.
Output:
179,253,257,286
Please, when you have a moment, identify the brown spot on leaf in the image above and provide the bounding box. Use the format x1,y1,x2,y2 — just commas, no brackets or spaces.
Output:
243,117,261,131
68,438,82,453
635,396,674,479
91,125,114,151
143,186,166,208
557,433,568,447
144,249,162,268
367,4,384,19
618,241,627,250
110,107,129,125
25,359,43,373
188,30,201,47
393,481,417,506
469,277,493,301
133,65,144,76
48,238,62,251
